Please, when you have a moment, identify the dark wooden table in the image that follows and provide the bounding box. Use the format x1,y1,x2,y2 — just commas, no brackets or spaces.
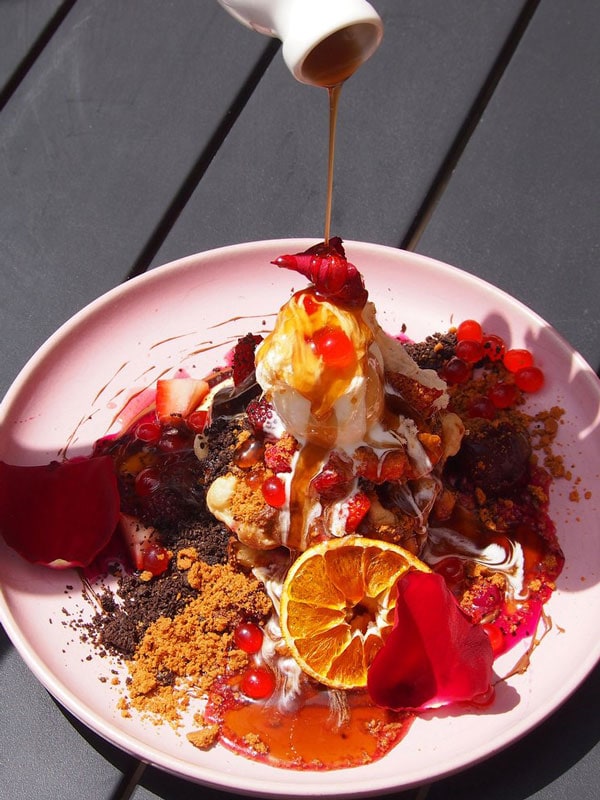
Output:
1,2,598,798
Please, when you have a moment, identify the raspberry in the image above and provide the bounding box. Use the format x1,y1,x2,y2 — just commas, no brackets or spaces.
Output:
246,397,274,434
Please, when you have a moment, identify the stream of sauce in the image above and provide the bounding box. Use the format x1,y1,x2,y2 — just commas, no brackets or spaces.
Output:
301,23,381,243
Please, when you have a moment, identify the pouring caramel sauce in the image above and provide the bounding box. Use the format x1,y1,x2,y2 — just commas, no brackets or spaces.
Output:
300,23,381,243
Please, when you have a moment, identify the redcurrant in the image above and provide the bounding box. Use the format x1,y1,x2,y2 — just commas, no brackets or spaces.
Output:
467,396,496,420
434,557,464,586
139,543,171,576
488,382,518,409
514,366,545,393
312,326,356,370
187,409,208,433
135,421,162,444
234,621,264,654
302,293,319,315
240,667,276,700
455,339,484,364
456,319,483,343
482,334,506,362
503,348,534,373
158,429,190,452
440,357,472,385
262,475,286,508
134,467,161,497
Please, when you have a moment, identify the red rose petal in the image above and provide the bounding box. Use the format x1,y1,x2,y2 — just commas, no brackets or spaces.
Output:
367,571,494,711
0,456,120,568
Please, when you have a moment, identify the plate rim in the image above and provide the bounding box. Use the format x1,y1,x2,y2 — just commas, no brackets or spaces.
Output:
1,238,599,796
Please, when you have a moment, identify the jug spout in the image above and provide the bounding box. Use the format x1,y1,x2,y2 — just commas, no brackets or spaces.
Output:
217,0,383,86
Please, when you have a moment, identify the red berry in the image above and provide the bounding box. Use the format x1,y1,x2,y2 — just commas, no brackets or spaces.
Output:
344,492,371,533
312,326,356,370
240,667,276,700
482,623,505,657
503,348,534,373
187,409,208,433
311,454,352,500
456,319,483,343
488,382,518,409
302,293,320,315
455,339,484,364
482,334,506,362
515,366,545,393
135,421,162,444
246,397,274,434
441,357,471,385
134,467,161,497
158,429,190,452
434,557,464,586
467,396,496,420
262,475,286,507
234,622,264,654
139,543,171,576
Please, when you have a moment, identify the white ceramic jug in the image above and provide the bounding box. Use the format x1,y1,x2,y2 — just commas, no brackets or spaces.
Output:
217,0,383,86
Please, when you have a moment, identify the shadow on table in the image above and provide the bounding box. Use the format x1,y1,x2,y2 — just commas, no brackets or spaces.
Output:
425,662,600,800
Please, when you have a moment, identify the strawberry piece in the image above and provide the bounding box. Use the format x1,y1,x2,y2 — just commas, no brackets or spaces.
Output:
344,492,371,532
119,512,170,575
155,378,209,425
264,434,298,473
0,456,120,568
311,452,353,501
232,333,263,386
367,571,494,711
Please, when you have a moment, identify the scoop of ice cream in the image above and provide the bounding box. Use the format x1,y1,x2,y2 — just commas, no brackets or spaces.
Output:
255,288,384,448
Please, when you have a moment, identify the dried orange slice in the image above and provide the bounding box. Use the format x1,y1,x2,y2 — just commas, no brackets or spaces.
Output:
280,536,430,690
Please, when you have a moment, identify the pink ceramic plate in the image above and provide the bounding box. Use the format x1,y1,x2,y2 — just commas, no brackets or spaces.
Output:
1,240,599,796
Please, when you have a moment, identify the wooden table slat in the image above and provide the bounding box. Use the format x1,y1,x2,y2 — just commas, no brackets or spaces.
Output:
0,1,598,798
416,0,600,369
0,0,66,100
0,626,134,800
151,0,529,265
0,0,270,397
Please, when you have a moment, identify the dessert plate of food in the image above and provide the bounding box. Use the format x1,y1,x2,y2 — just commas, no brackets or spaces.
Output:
0,239,599,797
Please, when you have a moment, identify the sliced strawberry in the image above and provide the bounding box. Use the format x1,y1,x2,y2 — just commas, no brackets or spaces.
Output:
344,492,371,532
155,378,209,425
0,456,120,568
232,333,263,386
118,512,170,576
